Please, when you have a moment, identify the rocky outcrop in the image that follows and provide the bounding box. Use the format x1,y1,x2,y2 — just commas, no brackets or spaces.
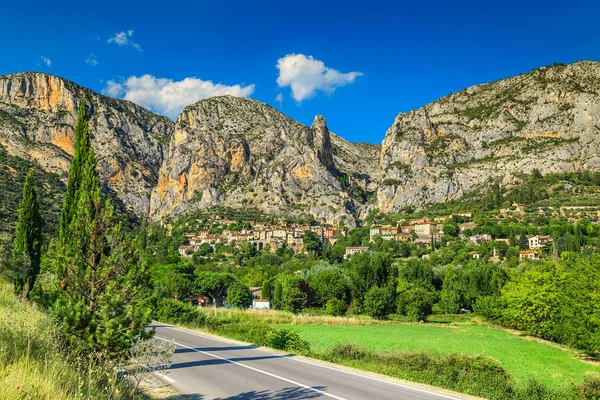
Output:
149,96,358,226
0,73,174,216
377,61,600,213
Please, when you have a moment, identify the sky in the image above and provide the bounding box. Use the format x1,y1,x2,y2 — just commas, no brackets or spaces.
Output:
1,0,599,144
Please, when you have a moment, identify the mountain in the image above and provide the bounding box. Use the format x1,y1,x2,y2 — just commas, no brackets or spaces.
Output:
0,72,173,217
1,61,600,229
377,61,600,213
149,96,376,227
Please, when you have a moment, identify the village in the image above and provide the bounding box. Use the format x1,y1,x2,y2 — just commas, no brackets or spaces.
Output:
178,204,557,262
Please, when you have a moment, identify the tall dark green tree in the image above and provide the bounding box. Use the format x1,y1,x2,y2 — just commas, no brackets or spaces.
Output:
518,231,529,250
49,103,152,359
13,170,42,293
60,100,90,241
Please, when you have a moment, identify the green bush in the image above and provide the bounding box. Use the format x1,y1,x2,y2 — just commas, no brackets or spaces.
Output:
267,329,310,353
363,286,395,320
227,282,252,309
325,298,347,316
575,373,600,399
155,299,204,327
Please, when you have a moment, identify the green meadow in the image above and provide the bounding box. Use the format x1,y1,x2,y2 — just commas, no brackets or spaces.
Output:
281,319,600,389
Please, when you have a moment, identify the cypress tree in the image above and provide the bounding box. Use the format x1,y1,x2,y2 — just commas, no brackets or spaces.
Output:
518,231,529,251
50,103,152,359
60,99,90,240
13,170,42,293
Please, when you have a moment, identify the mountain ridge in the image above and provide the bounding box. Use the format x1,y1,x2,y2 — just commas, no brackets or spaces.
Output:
1,61,600,227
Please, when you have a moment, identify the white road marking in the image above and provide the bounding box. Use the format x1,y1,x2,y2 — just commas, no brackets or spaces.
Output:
154,371,176,383
155,336,347,400
155,325,461,400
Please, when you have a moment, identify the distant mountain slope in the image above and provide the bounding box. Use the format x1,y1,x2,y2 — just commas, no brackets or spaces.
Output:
0,72,173,217
377,61,600,213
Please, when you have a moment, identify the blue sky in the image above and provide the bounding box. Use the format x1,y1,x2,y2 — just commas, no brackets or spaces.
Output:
1,0,599,144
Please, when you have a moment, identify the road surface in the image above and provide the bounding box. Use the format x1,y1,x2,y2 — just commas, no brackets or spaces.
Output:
151,323,472,400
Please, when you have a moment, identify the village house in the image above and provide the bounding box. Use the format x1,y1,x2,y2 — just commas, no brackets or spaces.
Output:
178,245,194,258
528,235,552,249
400,225,414,234
434,215,452,223
344,246,369,259
414,222,437,237
454,211,473,219
459,222,477,234
469,234,493,244
519,249,540,261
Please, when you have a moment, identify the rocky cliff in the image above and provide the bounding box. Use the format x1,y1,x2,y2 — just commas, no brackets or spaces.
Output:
377,61,600,213
0,72,173,217
149,96,368,227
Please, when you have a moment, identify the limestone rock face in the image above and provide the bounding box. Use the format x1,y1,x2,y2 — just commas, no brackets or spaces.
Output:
4,61,600,225
0,72,174,216
378,61,600,212
149,96,360,226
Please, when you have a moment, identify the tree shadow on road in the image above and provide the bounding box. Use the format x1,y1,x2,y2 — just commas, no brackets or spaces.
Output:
174,345,259,353
214,386,330,399
169,354,288,370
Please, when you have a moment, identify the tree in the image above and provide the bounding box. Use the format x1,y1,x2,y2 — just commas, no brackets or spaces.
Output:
303,230,322,254
48,104,152,359
363,285,395,320
347,252,396,312
261,280,273,300
60,100,90,241
227,282,252,308
326,298,347,316
442,221,459,237
13,171,42,294
518,231,529,250
196,272,236,306
396,279,436,322
273,282,283,309
0,233,31,289
281,286,307,314
310,268,349,306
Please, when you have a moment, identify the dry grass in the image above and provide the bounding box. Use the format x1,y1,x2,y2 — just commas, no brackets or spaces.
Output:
199,306,389,326
0,281,133,399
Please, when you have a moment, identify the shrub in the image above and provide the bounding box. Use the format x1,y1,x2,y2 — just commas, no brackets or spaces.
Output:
575,373,600,400
155,299,204,327
267,329,310,353
326,298,347,316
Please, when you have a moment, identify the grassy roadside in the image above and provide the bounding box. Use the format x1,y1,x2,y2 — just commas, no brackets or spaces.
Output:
158,302,600,400
0,281,134,400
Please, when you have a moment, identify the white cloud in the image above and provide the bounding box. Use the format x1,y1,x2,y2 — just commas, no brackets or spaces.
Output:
107,30,141,51
85,53,98,66
40,56,52,67
104,80,124,97
102,75,255,119
275,93,283,107
276,53,362,102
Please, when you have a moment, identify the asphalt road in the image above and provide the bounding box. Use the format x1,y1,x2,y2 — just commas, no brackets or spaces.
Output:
151,323,469,400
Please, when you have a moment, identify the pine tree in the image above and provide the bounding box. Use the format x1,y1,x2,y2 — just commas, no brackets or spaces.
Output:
13,170,42,294
60,100,90,240
50,104,151,359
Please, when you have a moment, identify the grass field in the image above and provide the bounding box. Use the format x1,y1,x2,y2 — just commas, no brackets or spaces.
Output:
281,320,600,389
